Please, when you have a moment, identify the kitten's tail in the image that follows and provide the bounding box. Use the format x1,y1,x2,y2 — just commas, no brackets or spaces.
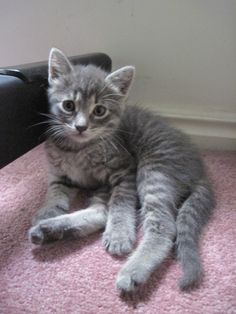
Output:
176,179,215,290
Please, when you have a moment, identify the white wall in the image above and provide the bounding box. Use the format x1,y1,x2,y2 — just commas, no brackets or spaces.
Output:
1,0,236,149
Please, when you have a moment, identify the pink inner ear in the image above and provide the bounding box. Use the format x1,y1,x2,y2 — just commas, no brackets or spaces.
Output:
105,67,134,95
120,80,130,94
50,65,58,79
50,58,65,79
49,49,73,81
117,74,133,94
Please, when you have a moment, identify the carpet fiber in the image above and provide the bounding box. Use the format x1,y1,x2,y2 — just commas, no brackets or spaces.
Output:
0,144,235,314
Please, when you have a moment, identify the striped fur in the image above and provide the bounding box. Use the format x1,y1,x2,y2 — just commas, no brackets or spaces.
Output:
28,49,215,292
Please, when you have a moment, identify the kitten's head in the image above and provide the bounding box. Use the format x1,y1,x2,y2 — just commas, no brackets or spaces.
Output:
47,48,135,146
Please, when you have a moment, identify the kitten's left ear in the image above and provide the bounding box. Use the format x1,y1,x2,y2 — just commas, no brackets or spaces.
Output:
105,66,135,96
48,48,73,84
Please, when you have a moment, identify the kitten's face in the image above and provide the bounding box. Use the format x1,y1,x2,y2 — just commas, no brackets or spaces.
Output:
47,48,135,145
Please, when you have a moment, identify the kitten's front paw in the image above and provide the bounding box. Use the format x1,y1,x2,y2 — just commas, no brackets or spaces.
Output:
102,229,134,256
28,218,65,245
28,224,45,245
116,265,148,292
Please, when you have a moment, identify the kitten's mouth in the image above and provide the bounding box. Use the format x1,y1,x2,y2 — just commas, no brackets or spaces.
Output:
70,131,93,143
65,126,100,143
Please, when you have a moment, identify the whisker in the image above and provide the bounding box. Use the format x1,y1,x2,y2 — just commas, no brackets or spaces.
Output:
107,138,119,152
44,125,62,137
38,112,55,119
97,84,110,96
112,135,132,157
101,93,125,98
65,123,74,130
101,98,122,105
27,120,52,130
38,112,63,123
113,128,135,135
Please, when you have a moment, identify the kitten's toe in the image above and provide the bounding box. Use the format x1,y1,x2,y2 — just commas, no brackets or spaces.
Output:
116,273,136,292
102,230,134,256
116,264,149,292
28,225,45,245
116,270,140,292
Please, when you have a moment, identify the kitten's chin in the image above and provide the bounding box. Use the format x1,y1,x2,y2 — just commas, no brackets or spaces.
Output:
70,132,95,144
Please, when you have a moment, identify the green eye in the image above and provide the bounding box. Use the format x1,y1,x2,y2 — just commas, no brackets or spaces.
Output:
62,100,75,112
93,105,107,117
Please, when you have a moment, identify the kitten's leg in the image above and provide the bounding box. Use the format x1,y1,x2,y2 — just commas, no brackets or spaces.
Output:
116,172,177,292
31,175,78,226
102,171,137,256
29,187,109,244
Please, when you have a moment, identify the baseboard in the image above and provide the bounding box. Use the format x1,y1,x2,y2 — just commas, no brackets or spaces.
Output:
146,106,236,151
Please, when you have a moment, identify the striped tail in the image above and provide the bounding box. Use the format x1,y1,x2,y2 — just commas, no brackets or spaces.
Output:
176,179,215,290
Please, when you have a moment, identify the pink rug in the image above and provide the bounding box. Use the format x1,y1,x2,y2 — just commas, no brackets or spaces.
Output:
0,144,235,314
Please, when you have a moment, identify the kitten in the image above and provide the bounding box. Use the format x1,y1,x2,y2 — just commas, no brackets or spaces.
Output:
29,48,215,292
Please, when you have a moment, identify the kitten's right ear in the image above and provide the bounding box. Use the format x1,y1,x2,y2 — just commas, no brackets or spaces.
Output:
48,48,73,84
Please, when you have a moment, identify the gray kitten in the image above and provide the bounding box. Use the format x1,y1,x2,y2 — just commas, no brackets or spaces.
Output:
29,48,215,292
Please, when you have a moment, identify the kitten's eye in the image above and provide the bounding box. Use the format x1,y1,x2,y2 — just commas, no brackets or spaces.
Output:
62,100,75,112
93,105,107,117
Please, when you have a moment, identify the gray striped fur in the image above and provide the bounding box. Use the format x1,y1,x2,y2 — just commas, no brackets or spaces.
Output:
28,48,215,292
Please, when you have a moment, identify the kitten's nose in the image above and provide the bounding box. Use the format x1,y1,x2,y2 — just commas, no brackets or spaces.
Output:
75,125,88,133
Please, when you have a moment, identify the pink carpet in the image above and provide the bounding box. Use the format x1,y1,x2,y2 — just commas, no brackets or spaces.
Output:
0,144,235,314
